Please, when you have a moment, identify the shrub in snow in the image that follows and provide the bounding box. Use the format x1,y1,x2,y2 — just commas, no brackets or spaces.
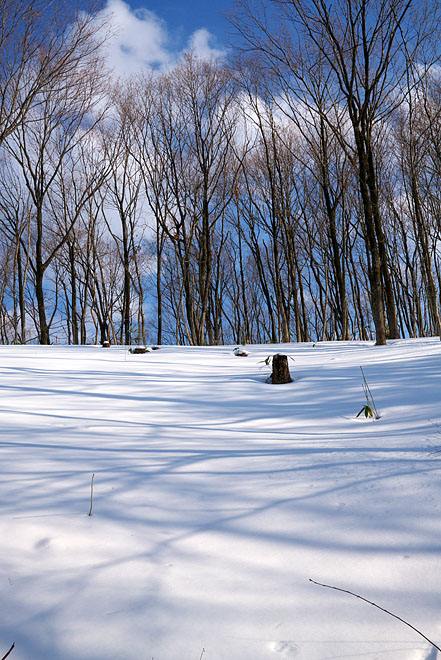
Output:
357,366,380,419
356,404,375,419
129,346,150,354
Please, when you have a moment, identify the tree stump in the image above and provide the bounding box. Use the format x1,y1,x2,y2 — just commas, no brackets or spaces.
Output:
271,354,292,384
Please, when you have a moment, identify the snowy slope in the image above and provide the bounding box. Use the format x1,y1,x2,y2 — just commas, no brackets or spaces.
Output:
0,339,441,660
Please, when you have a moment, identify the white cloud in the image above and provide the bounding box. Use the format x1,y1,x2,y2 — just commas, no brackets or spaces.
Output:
98,0,172,76
95,1,226,78
186,28,227,61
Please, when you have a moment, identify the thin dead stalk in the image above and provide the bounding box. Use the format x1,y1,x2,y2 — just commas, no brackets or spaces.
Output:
88,473,95,516
1,643,15,660
309,579,441,652
360,366,380,418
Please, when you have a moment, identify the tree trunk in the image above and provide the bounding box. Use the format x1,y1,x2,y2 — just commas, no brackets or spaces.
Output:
35,205,50,344
271,354,292,384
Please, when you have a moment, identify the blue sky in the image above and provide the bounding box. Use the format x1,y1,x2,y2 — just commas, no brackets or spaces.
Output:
127,0,235,44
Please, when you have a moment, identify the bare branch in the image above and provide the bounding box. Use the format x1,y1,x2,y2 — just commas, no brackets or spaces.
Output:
1,643,15,660
309,578,441,652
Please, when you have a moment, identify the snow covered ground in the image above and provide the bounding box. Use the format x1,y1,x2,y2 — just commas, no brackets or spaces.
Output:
1,339,441,660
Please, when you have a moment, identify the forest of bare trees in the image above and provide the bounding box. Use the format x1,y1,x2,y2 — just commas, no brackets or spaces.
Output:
1,0,441,346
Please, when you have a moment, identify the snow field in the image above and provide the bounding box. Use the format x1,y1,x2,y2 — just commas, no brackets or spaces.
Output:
0,340,441,659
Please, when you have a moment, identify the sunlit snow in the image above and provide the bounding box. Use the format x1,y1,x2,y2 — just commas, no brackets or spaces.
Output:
1,339,441,660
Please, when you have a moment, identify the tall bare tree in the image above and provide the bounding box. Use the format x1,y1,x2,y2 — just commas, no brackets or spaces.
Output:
3,10,109,343
0,0,107,145
232,0,439,343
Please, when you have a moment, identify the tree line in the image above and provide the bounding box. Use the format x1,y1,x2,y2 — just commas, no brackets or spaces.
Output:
1,0,441,346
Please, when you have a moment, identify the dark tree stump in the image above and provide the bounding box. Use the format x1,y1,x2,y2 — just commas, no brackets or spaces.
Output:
102,341,110,348
129,346,149,354
271,354,292,384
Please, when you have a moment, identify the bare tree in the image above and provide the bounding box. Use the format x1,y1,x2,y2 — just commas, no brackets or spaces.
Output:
231,0,440,343
0,158,32,342
0,0,107,145
3,13,109,344
99,94,146,345
133,55,239,345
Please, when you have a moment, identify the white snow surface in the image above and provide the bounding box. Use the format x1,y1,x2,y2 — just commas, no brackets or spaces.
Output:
1,339,441,660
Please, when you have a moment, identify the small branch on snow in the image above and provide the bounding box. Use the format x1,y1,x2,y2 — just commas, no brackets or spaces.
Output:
309,579,441,652
1,643,15,660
